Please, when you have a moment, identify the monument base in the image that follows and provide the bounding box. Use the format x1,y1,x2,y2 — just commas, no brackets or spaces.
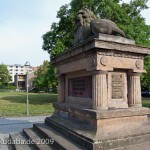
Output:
44,102,150,150
9,33,150,149
9,102,150,150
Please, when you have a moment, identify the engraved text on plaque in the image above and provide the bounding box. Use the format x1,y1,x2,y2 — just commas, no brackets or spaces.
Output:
112,74,123,99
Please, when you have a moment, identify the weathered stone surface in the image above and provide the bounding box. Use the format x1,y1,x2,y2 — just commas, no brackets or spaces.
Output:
94,33,135,45
33,123,83,150
53,102,150,119
111,74,124,99
51,35,150,111
70,8,126,46
52,35,150,65
9,35,150,150
45,114,150,150
118,143,150,150
9,132,32,150
108,72,128,109
128,72,142,107
92,71,108,110
48,100,150,150
54,34,150,149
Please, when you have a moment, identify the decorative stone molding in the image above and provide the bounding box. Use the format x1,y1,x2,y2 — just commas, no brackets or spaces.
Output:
97,51,143,59
100,57,107,66
56,52,95,66
54,50,143,69
135,60,143,69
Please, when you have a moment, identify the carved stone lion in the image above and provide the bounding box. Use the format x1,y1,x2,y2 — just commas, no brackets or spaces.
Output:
70,8,125,46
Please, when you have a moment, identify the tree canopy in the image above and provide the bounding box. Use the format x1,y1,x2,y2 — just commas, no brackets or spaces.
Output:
0,64,11,88
34,60,57,93
42,0,150,89
42,0,150,59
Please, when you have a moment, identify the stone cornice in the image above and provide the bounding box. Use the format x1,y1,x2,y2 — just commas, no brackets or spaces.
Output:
52,37,150,65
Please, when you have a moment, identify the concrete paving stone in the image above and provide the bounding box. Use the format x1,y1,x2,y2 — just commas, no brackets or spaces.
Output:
0,115,49,150
0,114,149,150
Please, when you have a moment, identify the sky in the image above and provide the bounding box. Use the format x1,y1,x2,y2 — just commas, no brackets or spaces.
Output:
0,0,149,67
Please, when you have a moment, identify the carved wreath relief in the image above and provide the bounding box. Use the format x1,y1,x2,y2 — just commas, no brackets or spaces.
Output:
135,60,143,69
100,57,107,66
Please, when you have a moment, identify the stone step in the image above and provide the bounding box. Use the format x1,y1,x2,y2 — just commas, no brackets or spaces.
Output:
113,142,150,150
33,123,85,150
0,137,11,150
9,132,33,150
23,128,55,150
45,117,93,149
45,117,150,150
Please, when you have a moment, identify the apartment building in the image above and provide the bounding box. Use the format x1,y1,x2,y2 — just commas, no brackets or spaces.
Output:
7,62,38,89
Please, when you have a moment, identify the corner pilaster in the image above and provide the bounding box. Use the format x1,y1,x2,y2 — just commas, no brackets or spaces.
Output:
57,74,65,102
92,71,108,110
128,72,142,107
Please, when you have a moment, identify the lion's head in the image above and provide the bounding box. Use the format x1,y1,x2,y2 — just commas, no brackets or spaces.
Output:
75,8,96,27
70,8,96,46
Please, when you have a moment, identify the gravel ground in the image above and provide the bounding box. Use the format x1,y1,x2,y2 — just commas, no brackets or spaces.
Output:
0,115,49,150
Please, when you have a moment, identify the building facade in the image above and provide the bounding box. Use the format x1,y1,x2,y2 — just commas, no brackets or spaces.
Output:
7,62,38,89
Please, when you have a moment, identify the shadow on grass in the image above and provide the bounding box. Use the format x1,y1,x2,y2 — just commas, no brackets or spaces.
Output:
1,93,57,105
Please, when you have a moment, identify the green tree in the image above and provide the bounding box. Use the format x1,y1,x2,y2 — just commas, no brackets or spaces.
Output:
0,64,11,88
34,60,57,93
42,0,150,59
42,0,150,89
141,56,150,90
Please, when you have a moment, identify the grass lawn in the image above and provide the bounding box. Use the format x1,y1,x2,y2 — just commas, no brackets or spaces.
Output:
142,98,150,108
0,92,150,117
0,92,57,117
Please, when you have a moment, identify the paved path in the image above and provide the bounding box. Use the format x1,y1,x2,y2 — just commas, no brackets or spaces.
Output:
0,115,49,150
0,115,149,150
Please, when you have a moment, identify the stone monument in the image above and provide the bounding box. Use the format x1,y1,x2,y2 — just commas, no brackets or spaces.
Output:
9,8,150,150
49,8,150,149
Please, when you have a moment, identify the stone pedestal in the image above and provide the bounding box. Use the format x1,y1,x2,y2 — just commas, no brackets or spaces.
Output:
50,34,150,150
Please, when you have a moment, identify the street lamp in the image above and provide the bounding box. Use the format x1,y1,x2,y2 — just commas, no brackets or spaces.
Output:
25,61,30,116
26,70,29,115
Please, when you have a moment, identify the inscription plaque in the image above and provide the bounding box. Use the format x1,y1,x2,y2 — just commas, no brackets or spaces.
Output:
112,74,123,99
68,76,92,98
